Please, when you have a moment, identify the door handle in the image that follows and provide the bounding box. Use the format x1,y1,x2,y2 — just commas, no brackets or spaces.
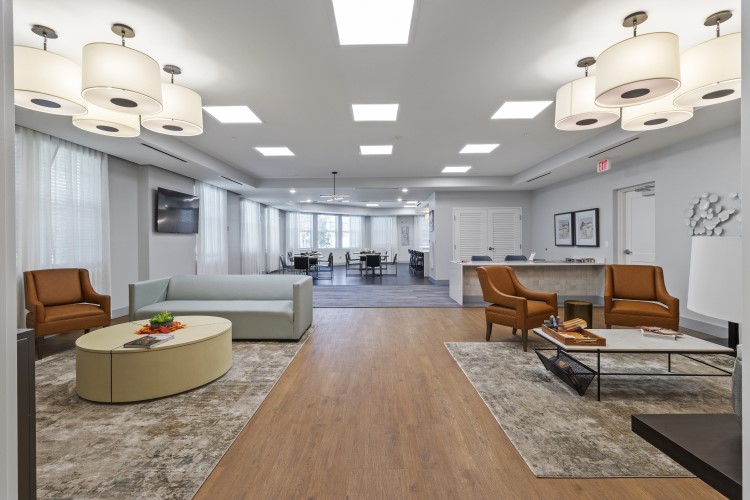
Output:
488,246,494,251
624,249,632,255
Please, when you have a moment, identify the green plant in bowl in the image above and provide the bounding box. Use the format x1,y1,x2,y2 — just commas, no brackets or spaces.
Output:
149,311,174,329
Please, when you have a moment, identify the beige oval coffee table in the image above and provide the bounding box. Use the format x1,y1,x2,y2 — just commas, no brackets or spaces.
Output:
76,316,232,403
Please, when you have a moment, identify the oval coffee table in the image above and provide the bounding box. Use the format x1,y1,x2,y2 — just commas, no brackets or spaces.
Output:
76,316,232,403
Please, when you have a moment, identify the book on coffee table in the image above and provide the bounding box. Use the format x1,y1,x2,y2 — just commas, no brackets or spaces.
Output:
123,334,174,348
640,327,682,340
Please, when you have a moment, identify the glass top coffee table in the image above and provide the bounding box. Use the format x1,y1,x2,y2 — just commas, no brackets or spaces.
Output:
533,328,734,401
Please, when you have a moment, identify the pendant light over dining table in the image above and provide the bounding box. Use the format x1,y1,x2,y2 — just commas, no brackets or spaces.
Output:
14,25,87,116
673,11,741,108
554,57,620,131
595,12,681,108
81,23,163,115
141,65,204,136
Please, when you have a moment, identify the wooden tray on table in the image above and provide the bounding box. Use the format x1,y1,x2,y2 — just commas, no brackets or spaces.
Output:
540,325,606,346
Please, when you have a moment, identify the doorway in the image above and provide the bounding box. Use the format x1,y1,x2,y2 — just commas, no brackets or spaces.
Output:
617,183,656,265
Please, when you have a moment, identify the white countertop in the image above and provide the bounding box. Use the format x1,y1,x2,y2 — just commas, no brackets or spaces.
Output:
453,260,604,267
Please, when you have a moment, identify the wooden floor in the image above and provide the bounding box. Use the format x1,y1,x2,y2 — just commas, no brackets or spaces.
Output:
194,308,722,499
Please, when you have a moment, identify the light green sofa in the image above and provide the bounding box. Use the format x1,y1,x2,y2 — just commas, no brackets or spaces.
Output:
128,274,313,340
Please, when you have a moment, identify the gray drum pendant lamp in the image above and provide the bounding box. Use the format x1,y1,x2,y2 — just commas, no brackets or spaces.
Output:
673,11,741,107
141,65,204,136
81,24,163,115
554,57,620,131
14,25,87,116
595,12,681,108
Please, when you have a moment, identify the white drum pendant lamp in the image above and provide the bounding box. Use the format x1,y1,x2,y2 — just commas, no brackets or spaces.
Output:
674,11,741,107
555,57,620,131
81,24,162,115
14,26,87,116
72,102,140,138
595,12,681,108
621,91,693,131
141,65,203,136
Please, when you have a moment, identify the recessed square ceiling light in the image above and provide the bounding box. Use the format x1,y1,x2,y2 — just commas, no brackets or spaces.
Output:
491,101,552,119
366,203,379,207
203,106,262,124
460,143,500,154
332,0,415,45
442,166,472,173
255,147,295,156
360,145,393,155
352,104,399,121
405,200,418,205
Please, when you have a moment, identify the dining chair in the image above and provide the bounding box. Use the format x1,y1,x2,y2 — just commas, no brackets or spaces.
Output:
316,252,334,280
293,256,309,275
279,255,295,274
364,254,382,277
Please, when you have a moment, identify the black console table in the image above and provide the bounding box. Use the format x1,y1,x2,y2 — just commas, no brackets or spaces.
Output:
17,329,36,500
632,414,741,500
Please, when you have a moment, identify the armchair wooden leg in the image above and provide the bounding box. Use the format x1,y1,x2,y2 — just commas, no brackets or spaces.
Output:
486,323,492,341
605,324,611,329
522,330,529,352
511,328,517,336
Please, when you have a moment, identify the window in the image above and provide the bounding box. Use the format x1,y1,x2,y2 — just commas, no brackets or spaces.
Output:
341,215,363,248
298,213,313,249
317,214,338,248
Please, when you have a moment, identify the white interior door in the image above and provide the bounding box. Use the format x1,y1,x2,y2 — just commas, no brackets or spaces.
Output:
623,189,656,264
488,208,522,261
453,207,522,261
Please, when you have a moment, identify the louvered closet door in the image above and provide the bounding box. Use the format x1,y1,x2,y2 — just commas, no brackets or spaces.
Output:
488,208,522,261
453,209,487,260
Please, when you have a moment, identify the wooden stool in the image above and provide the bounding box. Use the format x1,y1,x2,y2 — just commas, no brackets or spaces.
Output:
564,300,593,328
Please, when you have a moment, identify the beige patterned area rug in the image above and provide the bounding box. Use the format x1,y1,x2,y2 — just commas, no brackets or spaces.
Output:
35,327,313,499
445,340,734,477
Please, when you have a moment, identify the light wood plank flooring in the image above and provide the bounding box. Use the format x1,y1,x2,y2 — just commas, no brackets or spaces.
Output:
195,308,722,499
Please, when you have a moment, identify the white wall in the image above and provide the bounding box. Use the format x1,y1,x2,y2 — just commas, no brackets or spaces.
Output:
740,6,749,492
1,0,17,494
108,157,140,316
432,191,533,281
531,125,741,336
227,192,241,274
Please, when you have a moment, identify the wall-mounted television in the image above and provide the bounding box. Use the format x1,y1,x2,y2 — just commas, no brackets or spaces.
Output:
155,187,200,234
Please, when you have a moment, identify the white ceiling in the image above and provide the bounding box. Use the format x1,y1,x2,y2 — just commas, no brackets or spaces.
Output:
12,0,742,210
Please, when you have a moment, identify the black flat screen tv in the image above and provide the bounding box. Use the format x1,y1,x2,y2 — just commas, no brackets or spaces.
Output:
155,187,200,234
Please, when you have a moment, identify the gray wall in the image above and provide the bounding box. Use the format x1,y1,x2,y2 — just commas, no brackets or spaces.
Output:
432,191,533,281
740,2,749,484
530,124,741,335
108,157,140,316
227,192,241,274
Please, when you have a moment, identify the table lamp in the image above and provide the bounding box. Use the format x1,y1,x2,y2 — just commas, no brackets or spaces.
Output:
687,236,742,349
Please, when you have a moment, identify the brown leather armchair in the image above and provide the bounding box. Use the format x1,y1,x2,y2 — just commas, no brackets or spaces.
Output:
24,268,111,349
477,266,557,351
604,264,679,330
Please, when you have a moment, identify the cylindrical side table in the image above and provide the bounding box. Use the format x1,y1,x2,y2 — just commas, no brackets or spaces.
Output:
564,300,593,328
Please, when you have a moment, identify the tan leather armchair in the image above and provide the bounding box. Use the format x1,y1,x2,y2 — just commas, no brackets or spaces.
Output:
604,264,679,330
24,268,111,349
477,266,558,351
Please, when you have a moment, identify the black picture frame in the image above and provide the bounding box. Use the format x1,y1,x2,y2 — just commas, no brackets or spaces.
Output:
574,208,600,247
554,212,574,246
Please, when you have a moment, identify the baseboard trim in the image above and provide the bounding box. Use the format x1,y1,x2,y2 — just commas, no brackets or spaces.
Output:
428,277,448,286
680,316,728,339
112,307,129,320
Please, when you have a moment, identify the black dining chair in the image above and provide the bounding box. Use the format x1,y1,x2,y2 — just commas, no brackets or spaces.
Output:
279,255,295,274
293,256,310,275
504,255,528,261
471,255,493,262
364,254,382,277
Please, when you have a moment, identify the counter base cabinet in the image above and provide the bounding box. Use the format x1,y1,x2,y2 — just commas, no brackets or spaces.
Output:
17,329,36,500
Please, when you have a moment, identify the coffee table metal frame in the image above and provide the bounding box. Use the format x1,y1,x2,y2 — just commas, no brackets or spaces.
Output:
533,328,734,401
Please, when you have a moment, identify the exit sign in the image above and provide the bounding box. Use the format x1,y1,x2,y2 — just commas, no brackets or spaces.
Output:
597,159,611,173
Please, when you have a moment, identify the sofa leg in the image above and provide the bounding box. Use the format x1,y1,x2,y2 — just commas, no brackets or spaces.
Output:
486,323,492,341
522,330,529,352
511,328,517,336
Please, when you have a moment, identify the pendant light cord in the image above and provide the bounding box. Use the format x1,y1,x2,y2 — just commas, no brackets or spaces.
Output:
716,19,721,38
42,32,47,51
632,18,638,37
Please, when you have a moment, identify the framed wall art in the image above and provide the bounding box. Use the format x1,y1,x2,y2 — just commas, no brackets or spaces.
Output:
554,212,574,246
574,208,599,247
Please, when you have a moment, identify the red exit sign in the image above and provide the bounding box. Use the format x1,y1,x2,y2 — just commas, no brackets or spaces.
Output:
597,158,611,173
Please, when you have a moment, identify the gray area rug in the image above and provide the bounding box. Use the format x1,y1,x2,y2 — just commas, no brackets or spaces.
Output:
36,328,313,499
313,284,484,308
445,340,734,477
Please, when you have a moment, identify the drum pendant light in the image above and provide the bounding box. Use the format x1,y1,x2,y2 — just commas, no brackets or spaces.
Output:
595,12,681,108
14,25,87,116
673,11,741,107
554,57,620,131
141,65,204,136
81,24,163,115
621,91,693,131
72,102,140,138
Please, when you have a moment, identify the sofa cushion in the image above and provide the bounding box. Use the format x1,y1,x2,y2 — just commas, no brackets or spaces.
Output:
610,299,671,318
134,300,294,322
165,275,305,301
32,269,84,306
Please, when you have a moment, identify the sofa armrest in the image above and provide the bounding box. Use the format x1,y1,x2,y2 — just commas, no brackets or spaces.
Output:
129,278,170,321
292,276,313,336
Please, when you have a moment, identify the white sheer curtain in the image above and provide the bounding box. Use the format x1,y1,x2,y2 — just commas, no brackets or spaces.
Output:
241,199,265,274
343,215,363,248
265,206,281,272
195,181,228,275
285,212,300,256
371,216,397,256
15,125,110,325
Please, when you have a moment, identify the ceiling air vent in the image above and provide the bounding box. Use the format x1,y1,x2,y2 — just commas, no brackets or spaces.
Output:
588,137,639,159
140,143,187,162
220,176,242,185
526,172,551,183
